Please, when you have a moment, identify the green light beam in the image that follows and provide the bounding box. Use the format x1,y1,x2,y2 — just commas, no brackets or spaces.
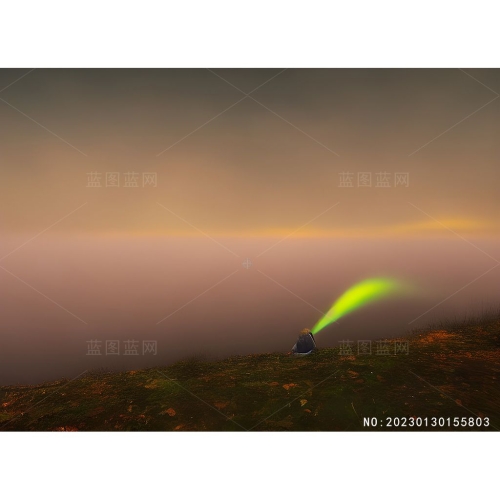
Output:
311,277,412,335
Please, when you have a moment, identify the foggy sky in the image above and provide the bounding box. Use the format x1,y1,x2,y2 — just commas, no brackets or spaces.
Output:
1,69,499,237
1,69,499,384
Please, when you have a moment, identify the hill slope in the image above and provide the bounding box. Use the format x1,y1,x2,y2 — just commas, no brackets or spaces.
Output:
1,320,499,431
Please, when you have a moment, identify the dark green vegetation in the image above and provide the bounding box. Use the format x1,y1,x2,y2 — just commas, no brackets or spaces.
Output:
1,318,499,431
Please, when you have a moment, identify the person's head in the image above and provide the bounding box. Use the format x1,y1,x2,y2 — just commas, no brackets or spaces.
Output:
300,328,311,335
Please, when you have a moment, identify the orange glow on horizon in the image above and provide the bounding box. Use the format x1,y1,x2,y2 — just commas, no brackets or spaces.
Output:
30,217,496,239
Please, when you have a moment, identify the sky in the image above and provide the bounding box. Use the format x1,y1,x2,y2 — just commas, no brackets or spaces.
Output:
1,69,499,383
0,68,499,238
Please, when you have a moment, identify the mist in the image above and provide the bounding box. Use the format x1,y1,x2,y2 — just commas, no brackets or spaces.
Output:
1,234,498,384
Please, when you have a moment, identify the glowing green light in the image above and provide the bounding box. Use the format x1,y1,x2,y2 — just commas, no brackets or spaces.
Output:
311,277,411,334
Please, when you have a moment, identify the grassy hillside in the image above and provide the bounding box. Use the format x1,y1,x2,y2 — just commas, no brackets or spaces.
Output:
1,318,499,431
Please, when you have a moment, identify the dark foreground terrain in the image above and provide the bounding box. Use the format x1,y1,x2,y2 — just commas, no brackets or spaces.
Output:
1,319,499,431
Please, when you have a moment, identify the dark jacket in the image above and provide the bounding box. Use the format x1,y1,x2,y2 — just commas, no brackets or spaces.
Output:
292,332,316,354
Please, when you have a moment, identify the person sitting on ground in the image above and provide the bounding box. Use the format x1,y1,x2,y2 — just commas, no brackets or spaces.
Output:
291,328,317,356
